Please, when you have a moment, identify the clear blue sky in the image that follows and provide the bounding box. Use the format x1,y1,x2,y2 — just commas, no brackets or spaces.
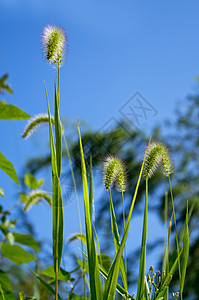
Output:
1,0,199,292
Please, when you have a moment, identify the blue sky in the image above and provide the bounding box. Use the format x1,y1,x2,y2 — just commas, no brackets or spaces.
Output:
1,0,199,292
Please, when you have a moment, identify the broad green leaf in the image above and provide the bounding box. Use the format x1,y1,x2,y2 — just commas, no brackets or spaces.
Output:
41,266,70,282
180,201,189,295
0,152,19,185
0,103,30,120
136,179,148,300
0,270,16,300
24,173,43,190
28,268,63,300
103,138,151,300
69,233,87,246
0,188,4,198
1,244,35,265
78,126,102,300
0,270,13,293
13,233,40,251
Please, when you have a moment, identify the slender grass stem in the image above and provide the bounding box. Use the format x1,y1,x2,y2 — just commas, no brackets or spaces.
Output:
122,190,127,282
168,175,182,299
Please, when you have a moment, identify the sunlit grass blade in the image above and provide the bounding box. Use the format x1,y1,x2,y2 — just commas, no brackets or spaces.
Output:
45,83,63,300
28,268,63,300
136,178,148,300
144,276,150,300
154,249,183,299
108,189,127,291
162,212,172,300
78,125,102,300
180,201,189,298
102,138,151,300
89,155,93,220
54,82,62,177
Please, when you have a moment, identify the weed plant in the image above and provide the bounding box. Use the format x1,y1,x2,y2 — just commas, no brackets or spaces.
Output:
0,25,190,300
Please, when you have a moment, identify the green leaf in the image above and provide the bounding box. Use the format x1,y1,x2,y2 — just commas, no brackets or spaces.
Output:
98,254,111,273
78,126,102,300
41,266,70,282
0,152,19,185
0,270,16,300
136,179,148,300
1,244,35,265
28,268,63,300
13,233,40,251
0,188,4,198
180,201,189,295
0,103,30,120
103,139,151,300
24,173,43,190
69,233,87,246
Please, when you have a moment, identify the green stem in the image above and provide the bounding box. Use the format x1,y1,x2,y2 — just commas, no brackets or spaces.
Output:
168,175,182,299
122,190,127,282
57,61,60,107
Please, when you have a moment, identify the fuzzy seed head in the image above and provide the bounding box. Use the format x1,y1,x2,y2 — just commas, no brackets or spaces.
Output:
22,113,55,139
144,142,173,179
42,25,66,65
103,155,127,192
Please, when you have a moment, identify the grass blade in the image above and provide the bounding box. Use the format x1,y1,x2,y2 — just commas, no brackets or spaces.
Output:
180,201,189,297
54,82,62,177
78,125,102,300
136,179,148,300
102,138,151,300
108,189,127,291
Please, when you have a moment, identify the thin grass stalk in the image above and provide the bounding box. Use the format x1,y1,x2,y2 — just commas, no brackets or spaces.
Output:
122,190,127,290
136,178,148,300
168,175,182,299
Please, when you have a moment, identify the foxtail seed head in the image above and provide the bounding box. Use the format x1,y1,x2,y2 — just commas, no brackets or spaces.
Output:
22,113,55,139
23,190,52,211
144,142,173,179
103,155,127,192
42,25,66,66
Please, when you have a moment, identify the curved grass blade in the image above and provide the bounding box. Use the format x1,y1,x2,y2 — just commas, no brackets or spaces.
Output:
102,138,151,300
78,125,102,300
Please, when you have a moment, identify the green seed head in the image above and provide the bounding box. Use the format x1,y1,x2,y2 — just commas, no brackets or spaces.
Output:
42,25,66,66
144,142,173,179
103,155,127,192
22,113,55,139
